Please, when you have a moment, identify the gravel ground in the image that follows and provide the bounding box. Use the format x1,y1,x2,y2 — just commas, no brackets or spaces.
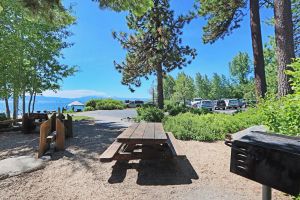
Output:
0,110,292,200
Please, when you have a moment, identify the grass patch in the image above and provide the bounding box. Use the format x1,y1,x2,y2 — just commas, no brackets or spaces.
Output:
72,116,95,121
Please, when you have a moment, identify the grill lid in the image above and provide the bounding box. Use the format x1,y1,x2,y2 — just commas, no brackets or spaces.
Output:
235,131,300,155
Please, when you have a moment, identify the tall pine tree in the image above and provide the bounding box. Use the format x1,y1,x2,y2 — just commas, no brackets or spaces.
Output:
113,0,196,109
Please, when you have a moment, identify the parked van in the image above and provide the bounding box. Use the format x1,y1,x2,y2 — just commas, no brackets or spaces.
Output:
194,100,213,111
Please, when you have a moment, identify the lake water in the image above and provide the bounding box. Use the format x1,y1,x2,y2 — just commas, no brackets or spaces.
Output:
0,99,72,114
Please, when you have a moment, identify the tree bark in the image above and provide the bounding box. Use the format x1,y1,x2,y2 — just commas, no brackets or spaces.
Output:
4,98,11,119
274,0,296,96
250,0,267,99
156,64,164,109
13,92,18,120
22,90,26,115
32,92,36,113
28,92,33,115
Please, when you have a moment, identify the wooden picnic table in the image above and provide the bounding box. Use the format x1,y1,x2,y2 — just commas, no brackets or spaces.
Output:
100,122,184,162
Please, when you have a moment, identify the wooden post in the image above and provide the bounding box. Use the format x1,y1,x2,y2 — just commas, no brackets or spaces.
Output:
56,119,65,150
38,119,51,158
50,113,56,133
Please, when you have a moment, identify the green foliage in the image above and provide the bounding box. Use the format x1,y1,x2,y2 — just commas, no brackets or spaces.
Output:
113,0,196,92
85,99,125,110
84,106,95,112
164,102,211,116
72,116,95,121
173,72,195,103
0,0,76,116
197,0,247,43
163,75,175,100
264,36,278,94
195,73,210,99
85,99,98,109
229,52,252,85
136,106,165,122
99,0,153,16
286,58,300,95
0,113,7,121
292,0,300,57
163,108,261,141
259,96,300,136
96,99,125,110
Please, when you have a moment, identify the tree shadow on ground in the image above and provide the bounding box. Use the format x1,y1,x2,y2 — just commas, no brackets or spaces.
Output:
108,157,199,186
51,120,127,170
0,120,127,166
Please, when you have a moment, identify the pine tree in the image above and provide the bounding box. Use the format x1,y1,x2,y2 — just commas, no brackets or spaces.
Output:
198,0,267,98
113,0,196,109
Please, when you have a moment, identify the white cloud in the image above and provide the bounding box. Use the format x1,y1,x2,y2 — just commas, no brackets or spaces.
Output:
42,90,107,98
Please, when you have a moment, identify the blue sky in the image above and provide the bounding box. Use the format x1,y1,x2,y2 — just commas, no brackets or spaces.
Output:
46,0,275,99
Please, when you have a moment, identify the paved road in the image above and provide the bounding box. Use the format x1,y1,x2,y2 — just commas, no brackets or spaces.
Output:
74,109,137,126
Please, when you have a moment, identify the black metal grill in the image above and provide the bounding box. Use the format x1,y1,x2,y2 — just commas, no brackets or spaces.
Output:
226,131,300,196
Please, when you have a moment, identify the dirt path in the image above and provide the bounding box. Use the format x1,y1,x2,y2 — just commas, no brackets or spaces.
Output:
0,120,292,200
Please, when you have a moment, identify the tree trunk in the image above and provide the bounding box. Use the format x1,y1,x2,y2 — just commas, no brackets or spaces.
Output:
250,0,267,99
22,90,26,115
156,64,164,109
274,0,296,96
13,92,18,120
32,92,36,113
28,92,33,115
4,98,11,119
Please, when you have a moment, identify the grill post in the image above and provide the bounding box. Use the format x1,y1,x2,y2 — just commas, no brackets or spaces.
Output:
262,185,271,200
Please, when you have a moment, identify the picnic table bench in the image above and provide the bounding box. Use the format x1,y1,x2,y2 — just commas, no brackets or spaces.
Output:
100,122,184,162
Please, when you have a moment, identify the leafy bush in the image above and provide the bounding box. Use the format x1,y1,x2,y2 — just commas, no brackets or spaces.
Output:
0,113,7,121
84,106,95,111
85,99,125,110
163,108,261,141
136,106,165,122
85,99,97,109
164,102,211,116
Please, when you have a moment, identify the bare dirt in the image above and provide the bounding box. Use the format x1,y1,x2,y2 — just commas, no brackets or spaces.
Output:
0,120,292,200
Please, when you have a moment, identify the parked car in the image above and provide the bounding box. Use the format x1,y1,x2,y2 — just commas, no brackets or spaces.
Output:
194,100,213,111
224,99,239,109
238,99,246,108
127,100,144,108
213,100,226,110
191,98,202,107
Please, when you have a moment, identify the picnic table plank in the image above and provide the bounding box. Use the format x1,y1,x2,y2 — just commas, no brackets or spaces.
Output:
154,123,168,140
130,123,147,139
143,123,155,139
100,141,123,162
117,123,139,139
166,132,185,157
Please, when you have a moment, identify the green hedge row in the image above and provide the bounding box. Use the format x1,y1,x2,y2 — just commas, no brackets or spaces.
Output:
163,108,261,141
85,99,125,110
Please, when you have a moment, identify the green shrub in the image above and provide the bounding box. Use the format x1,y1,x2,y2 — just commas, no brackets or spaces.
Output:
85,99,125,110
0,113,7,121
163,108,261,142
84,106,95,111
136,106,165,122
164,102,211,116
85,99,97,109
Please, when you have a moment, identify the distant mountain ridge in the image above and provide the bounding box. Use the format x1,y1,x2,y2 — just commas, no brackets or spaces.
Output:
25,95,150,104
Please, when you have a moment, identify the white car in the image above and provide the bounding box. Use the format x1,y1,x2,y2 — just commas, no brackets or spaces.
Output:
224,99,239,109
191,98,202,107
194,100,213,111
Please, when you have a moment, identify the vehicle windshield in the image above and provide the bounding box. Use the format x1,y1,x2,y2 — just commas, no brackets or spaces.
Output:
194,98,202,102
202,101,212,106
229,100,238,104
